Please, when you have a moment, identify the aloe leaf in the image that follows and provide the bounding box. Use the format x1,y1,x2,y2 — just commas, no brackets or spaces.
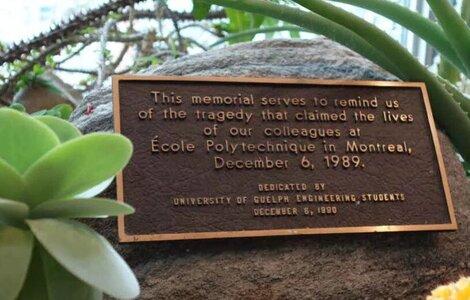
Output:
211,25,307,47
289,0,470,161
40,246,102,300
23,133,132,207
205,0,404,77
27,219,139,299
35,116,82,143
204,0,470,161
427,0,470,75
0,198,29,226
438,58,461,84
0,226,34,300
438,76,470,117
74,177,114,199
463,0,470,24
329,0,467,75
0,158,25,201
0,108,60,174
17,243,49,300
30,198,134,219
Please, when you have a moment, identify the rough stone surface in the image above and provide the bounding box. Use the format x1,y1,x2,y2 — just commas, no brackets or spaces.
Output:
73,38,469,299
70,38,397,133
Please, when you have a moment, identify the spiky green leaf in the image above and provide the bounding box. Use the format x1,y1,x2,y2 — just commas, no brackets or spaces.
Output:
330,0,467,75
427,0,470,75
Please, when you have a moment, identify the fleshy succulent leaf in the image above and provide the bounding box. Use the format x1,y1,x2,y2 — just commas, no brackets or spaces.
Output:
26,219,140,299
0,158,26,201
30,198,134,219
0,226,34,300
74,177,115,199
35,115,82,143
0,198,29,226
23,133,132,207
0,108,60,174
39,246,103,300
17,243,49,300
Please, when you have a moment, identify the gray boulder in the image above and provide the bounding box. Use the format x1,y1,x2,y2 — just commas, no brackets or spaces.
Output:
69,38,396,133
72,38,469,299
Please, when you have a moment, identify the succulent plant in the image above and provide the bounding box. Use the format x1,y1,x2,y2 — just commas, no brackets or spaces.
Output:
0,108,139,300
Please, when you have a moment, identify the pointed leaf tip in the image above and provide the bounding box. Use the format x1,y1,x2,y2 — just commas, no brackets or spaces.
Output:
27,219,140,299
0,108,60,174
35,115,82,143
0,226,34,300
24,133,132,206
30,198,134,219
0,158,26,201
0,198,29,226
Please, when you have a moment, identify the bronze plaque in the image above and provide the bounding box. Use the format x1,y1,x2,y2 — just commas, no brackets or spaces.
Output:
112,76,456,242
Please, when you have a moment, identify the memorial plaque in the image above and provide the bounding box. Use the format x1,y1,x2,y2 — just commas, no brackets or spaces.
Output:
112,76,456,242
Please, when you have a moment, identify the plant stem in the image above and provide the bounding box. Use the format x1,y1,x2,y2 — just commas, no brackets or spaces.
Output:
210,25,308,47
204,0,404,77
426,0,470,75
329,0,467,76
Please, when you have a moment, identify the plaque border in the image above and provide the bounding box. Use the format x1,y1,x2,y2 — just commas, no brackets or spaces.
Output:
112,75,457,242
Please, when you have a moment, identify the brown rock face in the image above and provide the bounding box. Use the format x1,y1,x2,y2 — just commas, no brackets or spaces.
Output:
79,39,469,299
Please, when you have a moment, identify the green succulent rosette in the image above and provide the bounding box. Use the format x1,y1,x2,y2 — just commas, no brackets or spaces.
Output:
0,108,139,300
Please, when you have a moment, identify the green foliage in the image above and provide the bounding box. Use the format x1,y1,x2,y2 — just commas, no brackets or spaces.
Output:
30,198,134,219
439,58,461,84
0,108,139,300
192,0,212,20
329,0,467,75
8,103,26,112
203,0,470,168
35,116,81,143
426,0,470,75
217,8,265,43
0,227,33,300
11,103,74,120
210,25,307,47
39,246,102,300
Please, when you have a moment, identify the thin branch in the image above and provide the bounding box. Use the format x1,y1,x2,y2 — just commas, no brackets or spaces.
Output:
56,42,91,65
0,40,69,99
129,9,226,21
184,37,208,51
55,67,97,75
97,19,116,87
168,23,224,38
160,3,185,52
112,6,135,72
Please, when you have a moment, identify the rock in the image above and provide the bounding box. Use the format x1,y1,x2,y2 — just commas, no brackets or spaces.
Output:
73,38,469,299
69,38,396,133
